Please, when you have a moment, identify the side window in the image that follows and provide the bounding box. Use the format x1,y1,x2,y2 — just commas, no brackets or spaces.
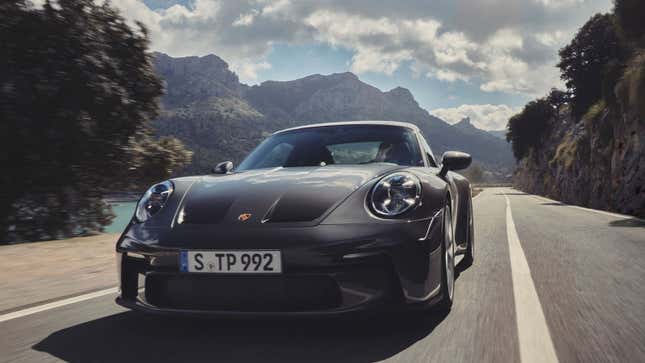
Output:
418,133,438,167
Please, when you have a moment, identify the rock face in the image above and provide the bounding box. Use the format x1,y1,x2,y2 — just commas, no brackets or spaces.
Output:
152,52,514,175
513,104,645,217
153,52,243,108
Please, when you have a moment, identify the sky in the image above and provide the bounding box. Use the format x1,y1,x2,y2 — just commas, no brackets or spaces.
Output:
110,0,613,130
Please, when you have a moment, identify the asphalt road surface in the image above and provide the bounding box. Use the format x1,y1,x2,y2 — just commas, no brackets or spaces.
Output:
1,187,644,363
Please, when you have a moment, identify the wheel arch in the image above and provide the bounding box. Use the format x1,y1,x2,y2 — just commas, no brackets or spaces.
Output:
447,172,471,248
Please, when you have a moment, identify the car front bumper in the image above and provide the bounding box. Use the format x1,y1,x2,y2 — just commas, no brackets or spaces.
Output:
115,214,445,316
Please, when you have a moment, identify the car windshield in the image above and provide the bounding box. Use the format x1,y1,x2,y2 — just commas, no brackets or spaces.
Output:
237,125,424,171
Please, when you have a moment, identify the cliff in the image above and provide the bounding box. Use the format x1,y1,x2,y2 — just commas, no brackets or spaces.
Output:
514,76,645,217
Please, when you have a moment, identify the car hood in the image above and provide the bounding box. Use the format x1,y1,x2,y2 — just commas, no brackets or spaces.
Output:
175,164,401,226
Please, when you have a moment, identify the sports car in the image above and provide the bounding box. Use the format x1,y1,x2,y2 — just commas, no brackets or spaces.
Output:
115,121,474,316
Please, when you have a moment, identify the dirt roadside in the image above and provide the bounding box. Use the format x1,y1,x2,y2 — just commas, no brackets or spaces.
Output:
0,234,120,313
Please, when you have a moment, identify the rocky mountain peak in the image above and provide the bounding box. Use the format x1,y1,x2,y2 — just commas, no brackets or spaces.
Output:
386,86,413,98
154,52,229,71
152,52,514,175
385,87,417,106
455,117,473,128
153,52,241,108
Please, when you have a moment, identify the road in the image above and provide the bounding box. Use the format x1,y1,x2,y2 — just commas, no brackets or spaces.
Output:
1,187,644,362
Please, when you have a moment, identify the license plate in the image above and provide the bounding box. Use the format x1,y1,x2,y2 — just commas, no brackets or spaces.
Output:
179,250,282,274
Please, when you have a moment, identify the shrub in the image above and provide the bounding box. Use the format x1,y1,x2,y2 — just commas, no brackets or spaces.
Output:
614,0,645,46
506,99,555,160
0,0,191,242
558,13,629,118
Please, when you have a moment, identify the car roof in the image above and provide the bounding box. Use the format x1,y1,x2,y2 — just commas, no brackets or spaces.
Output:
273,121,420,135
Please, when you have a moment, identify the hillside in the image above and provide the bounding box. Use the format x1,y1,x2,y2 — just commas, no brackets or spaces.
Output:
510,3,645,218
487,129,507,139
454,117,505,142
152,52,514,175
514,98,644,217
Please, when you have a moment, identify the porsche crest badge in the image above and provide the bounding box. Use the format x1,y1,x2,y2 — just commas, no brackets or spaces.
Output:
238,213,252,222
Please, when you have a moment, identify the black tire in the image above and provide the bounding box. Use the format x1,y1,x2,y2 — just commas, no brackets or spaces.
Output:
462,199,475,265
437,200,455,311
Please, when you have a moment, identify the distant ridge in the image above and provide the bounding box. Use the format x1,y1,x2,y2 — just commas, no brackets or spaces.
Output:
151,52,514,175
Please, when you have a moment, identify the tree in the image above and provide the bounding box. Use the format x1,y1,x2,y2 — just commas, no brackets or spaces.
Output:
614,0,645,46
546,88,570,115
0,0,191,242
558,14,628,118
506,99,554,160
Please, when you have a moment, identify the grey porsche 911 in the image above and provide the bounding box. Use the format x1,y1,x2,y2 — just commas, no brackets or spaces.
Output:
116,121,474,316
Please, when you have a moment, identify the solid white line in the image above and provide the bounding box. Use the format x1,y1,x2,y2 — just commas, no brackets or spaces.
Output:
505,195,559,363
0,287,118,323
567,205,638,220
530,193,639,221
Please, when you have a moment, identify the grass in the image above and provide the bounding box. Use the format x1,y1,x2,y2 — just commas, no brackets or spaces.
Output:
550,132,578,170
582,99,607,123
616,50,645,120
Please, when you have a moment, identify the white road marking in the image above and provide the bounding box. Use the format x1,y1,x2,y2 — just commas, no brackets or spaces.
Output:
529,193,639,221
567,205,638,220
0,287,118,323
505,194,559,363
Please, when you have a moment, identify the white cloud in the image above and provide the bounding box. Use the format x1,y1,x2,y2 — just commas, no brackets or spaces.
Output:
431,104,522,131
108,0,612,93
431,69,470,82
233,10,258,27
487,29,524,51
534,30,568,47
534,0,585,8
231,60,272,81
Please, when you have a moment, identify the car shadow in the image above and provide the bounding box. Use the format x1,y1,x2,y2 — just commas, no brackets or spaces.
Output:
33,306,449,363
455,256,472,277
609,218,645,228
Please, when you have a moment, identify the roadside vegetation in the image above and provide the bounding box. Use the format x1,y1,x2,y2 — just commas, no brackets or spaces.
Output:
506,0,645,217
0,0,191,243
507,0,645,156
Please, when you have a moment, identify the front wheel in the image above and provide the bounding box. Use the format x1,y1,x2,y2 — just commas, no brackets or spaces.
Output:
437,202,455,310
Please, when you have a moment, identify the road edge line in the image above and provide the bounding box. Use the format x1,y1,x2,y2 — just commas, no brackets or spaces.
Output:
0,287,118,323
505,194,559,363
528,192,641,221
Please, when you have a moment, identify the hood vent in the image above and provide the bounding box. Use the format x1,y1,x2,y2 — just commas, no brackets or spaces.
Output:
178,193,234,225
262,193,335,223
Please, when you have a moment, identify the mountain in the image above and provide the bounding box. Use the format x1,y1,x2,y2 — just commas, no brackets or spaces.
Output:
454,117,505,141
154,52,244,108
151,52,514,175
487,129,507,139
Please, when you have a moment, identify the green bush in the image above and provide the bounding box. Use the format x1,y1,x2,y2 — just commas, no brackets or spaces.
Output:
0,0,191,242
614,0,645,46
558,13,629,118
506,99,555,160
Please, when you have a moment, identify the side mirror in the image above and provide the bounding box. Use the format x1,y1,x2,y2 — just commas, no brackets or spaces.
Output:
439,151,471,177
212,161,233,174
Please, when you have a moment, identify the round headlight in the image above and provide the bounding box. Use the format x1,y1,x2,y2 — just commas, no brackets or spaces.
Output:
135,180,174,222
370,172,421,216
